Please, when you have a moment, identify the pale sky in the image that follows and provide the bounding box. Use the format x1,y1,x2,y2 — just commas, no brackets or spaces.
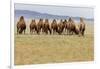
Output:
15,3,94,19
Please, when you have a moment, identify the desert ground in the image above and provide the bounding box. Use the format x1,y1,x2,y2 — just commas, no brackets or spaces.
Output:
14,19,94,65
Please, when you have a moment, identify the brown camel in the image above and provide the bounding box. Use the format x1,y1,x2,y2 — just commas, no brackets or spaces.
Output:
51,19,58,34
63,19,68,34
78,17,85,36
30,19,37,34
17,16,26,34
57,19,65,35
37,19,43,34
43,19,51,34
67,17,76,35
63,19,71,35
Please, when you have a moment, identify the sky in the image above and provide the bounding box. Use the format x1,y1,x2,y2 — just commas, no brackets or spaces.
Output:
14,3,94,19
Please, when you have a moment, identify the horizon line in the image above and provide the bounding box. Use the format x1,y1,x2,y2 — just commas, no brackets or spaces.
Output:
15,9,94,19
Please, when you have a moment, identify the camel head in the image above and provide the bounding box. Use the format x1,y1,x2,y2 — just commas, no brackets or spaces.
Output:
53,19,56,23
45,19,48,22
68,17,73,22
32,19,35,22
39,18,43,21
80,17,84,22
64,19,67,23
60,19,63,22
63,19,67,24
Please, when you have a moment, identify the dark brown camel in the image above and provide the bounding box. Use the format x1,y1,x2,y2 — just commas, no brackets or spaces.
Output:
17,16,26,34
30,19,37,34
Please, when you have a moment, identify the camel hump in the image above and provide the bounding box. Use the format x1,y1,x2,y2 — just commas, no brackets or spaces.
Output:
18,16,26,24
19,16,24,21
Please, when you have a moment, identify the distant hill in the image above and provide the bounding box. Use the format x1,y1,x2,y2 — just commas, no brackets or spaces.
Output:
15,10,94,21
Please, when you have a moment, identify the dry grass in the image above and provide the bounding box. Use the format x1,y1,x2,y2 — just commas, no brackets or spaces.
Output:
14,20,94,65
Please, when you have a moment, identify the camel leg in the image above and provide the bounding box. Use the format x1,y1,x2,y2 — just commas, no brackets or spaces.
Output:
46,30,48,34
72,31,73,35
65,28,67,34
79,31,82,36
48,28,51,35
33,29,35,34
52,29,54,35
54,30,55,35
69,30,71,35
51,29,53,35
67,30,69,35
37,29,39,35
24,30,25,34
30,29,32,34
17,28,19,35
32,29,33,34
38,30,40,35
82,31,84,36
